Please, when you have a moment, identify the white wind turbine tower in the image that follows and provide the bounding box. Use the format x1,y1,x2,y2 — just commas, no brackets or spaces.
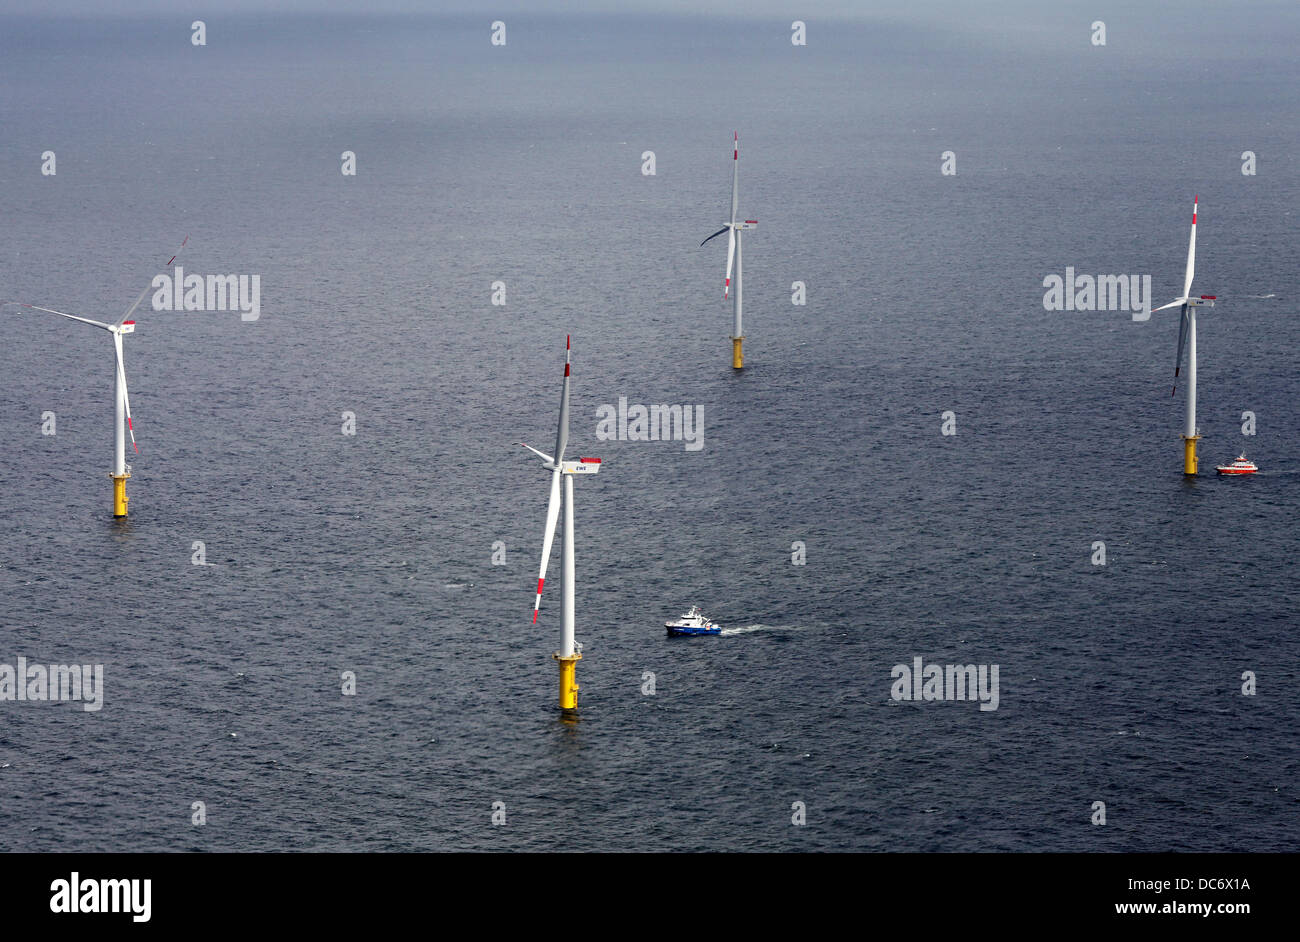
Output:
517,335,603,713
1150,197,1216,475
701,131,758,369
3,236,187,516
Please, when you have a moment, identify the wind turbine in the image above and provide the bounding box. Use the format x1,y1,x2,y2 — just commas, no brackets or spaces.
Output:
701,131,758,369
3,237,187,516
517,335,603,713
1151,197,1216,475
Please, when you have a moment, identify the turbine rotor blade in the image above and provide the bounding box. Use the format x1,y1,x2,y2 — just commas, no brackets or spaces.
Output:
119,284,152,327
120,234,189,325
700,226,728,247
165,234,190,268
1183,197,1197,300
114,332,138,452
532,468,562,622
516,442,554,464
1151,298,1188,315
554,335,570,465
730,131,739,227
7,302,114,331
724,229,735,299
1172,305,1190,396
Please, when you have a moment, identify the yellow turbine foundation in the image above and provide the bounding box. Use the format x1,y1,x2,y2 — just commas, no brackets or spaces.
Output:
1181,434,1200,476
731,336,744,370
111,472,130,518
553,652,581,712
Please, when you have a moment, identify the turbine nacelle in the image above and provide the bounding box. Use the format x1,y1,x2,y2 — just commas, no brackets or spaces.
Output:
560,458,601,475
515,444,602,475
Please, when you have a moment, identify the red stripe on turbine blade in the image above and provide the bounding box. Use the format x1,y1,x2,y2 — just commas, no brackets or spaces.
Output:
1201,295,1216,299
537,578,544,594
532,610,538,623
564,364,570,376
579,457,600,463
167,256,177,265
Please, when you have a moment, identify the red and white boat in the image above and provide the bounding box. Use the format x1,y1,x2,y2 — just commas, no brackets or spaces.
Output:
1216,454,1258,475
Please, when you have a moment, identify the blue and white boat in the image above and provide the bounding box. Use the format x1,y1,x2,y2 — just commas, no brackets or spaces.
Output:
665,605,721,636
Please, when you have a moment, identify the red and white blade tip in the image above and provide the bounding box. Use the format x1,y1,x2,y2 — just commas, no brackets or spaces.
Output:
532,577,545,621
166,236,190,266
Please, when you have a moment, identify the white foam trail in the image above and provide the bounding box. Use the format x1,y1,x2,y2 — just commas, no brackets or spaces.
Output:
719,623,810,636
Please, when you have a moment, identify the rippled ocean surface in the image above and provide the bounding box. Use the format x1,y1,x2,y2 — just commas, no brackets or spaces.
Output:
1,4,1297,851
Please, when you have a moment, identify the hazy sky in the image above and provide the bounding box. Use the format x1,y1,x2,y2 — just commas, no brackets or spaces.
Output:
3,0,1290,40
0,0,839,14
0,0,1094,20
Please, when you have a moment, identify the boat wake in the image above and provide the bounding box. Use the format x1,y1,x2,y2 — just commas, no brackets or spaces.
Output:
719,623,807,636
